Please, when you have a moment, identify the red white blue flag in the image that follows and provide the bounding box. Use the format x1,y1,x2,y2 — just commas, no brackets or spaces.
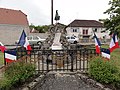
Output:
109,33,119,52
101,48,110,60
18,30,32,51
0,42,6,53
0,46,6,53
5,50,17,63
94,33,101,54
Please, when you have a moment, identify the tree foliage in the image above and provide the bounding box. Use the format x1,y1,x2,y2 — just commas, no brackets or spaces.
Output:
29,24,50,33
104,0,120,36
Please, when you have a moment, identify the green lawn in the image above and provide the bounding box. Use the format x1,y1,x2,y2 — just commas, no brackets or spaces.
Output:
101,44,120,62
101,44,109,48
0,52,4,65
110,48,120,70
101,44,120,60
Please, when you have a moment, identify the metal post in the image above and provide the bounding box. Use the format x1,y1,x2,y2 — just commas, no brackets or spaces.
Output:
70,50,74,72
51,0,53,25
4,51,6,65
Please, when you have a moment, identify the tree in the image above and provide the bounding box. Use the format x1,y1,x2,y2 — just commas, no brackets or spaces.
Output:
104,0,120,36
29,24,50,33
36,25,50,33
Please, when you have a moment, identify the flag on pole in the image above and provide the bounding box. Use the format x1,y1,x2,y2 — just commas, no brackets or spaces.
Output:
101,48,110,60
0,46,6,53
18,30,32,51
109,33,119,52
94,33,101,54
5,50,17,63
0,42,6,53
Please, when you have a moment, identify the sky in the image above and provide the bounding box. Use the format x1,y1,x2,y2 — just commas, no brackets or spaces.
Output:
0,0,110,25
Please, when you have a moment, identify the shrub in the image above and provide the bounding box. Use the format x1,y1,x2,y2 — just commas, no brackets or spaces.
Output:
0,61,35,89
0,77,12,90
89,56,119,84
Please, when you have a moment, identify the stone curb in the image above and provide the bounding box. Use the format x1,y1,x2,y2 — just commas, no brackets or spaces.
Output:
77,73,112,90
22,74,46,90
21,71,112,90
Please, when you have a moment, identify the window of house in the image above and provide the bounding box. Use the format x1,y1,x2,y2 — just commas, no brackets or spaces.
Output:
73,29,77,32
83,29,88,35
94,28,97,32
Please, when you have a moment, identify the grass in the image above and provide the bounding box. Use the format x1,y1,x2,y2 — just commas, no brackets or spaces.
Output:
0,52,4,65
99,43,120,74
101,44,109,48
110,48,120,70
101,44,120,68
101,44,120,66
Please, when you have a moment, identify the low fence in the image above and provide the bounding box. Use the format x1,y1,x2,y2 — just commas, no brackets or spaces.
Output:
16,48,98,73
79,39,110,44
1,45,98,73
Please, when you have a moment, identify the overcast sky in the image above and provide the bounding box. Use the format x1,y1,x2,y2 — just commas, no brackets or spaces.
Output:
0,0,110,25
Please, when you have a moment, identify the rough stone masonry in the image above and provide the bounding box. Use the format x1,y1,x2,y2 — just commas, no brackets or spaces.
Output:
24,72,111,90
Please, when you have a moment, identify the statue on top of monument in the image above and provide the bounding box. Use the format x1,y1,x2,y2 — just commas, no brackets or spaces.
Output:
54,10,60,22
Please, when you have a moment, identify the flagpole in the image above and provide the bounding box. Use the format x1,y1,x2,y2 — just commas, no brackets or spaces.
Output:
16,43,19,60
51,0,53,25
16,30,24,60
4,50,6,65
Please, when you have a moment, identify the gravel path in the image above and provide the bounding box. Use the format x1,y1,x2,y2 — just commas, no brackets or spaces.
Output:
36,73,101,90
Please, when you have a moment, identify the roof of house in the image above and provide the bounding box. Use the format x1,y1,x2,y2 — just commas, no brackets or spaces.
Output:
0,8,29,26
68,19,104,27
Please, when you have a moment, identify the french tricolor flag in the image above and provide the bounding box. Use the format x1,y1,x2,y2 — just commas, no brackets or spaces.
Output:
18,30,32,52
5,50,17,63
101,48,110,60
94,33,101,54
0,46,6,53
109,33,119,52
0,42,6,53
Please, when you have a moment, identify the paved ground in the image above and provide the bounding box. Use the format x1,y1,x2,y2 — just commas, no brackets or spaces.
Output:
36,73,101,90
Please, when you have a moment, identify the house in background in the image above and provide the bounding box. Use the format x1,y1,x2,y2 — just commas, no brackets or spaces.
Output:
66,19,110,39
0,8,30,45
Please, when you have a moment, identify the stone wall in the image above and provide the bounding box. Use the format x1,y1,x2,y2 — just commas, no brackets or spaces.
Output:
0,24,29,45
